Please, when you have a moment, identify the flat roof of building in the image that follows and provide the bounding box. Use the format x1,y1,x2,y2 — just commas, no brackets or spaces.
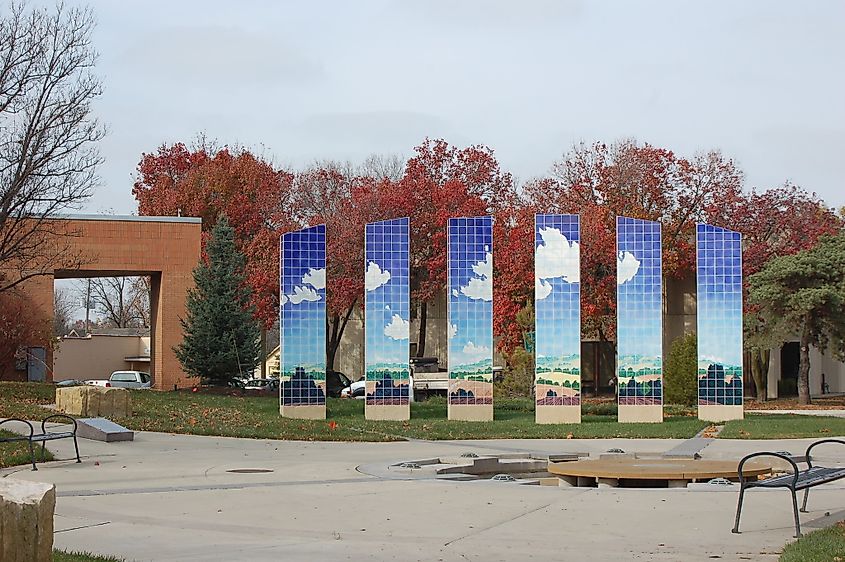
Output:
56,214,202,224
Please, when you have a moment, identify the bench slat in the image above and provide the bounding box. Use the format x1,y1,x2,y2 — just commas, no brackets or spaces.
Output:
0,436,31,443
752,466,845,489
30,432,75,441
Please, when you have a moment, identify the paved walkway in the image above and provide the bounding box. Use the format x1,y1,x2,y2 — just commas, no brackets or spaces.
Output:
753,409,845,418
3,430,845,561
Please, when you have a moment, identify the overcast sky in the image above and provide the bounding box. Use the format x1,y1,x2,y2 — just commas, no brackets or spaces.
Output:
64,0,844,212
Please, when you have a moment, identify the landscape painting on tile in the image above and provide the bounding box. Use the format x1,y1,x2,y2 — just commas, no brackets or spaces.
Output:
447,216,493,420
616,216,663,412
534,214,581,422
364,218,411,420
696,224,743,408
280,224,327,418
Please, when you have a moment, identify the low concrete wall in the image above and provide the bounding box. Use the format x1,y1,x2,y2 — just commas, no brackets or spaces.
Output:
56,386,132,417
0,479,55,562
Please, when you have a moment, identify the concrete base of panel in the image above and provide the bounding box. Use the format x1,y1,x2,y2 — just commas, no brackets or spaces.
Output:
698,404,743,422
618,404,663,423
280,405,326,419
365,404,410,421
448,404,493,421
535,405,581,424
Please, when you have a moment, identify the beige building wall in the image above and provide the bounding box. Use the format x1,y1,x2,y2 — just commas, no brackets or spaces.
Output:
767,345,845,398
334,291,449,380
54,335,150,382
663,274,697,352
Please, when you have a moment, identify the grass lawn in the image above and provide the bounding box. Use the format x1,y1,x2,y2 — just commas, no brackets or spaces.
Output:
104,392,708,441
721,413,845,439
53,550,123,562
780,521,845,562
0,429,52,468
0,381,59,420
2,382,844,443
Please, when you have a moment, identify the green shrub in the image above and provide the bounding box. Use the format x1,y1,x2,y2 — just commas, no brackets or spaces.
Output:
496,346,534,398
664,332,698,406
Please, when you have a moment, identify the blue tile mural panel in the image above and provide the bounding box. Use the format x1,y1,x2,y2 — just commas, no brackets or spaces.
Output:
696,224,743,406
534,214,581,407
365,218,411,412
447,216,494,408
280,225,327,411
616,217,663,406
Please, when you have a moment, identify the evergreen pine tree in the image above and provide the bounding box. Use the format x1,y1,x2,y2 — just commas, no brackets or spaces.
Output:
175,216,261,385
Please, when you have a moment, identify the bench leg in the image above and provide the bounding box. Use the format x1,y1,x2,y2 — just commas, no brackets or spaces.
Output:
72,434,81,463
791,489,802,538
41,440,46,462
28,440,37,471
800,488,809,513
732,486,746,533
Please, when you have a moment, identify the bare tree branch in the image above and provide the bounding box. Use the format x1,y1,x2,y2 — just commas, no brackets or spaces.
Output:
0,2,104,293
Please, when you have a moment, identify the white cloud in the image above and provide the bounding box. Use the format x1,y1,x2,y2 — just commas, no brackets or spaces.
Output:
471,250,493,279
288,285,320,304
384,314,409,340
302,268,326,290
617,251,641,285
452,289,459,297
280,294,288,306
384,305,391,311
535,227,580,284
460,252,493,301
449,323,458,338
365,261,391,291
535,278,552,300
462,341,491,362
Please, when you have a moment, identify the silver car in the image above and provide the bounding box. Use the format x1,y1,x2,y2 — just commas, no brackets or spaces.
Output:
107,371,152,389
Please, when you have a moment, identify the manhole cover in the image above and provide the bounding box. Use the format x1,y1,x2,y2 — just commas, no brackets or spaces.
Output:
491,474,516,482
226,469,274,474
460,452,479,458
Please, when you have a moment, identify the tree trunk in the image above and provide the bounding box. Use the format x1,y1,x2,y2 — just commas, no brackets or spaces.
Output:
798,318,812,405
326,304,356,373
326,314,339,372
749,349,766,402
761,348,770,399
259,327,267,379
416,301,428,357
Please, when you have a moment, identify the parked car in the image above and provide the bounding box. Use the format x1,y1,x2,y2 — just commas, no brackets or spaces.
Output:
244,378,279,391
326,370,352,398
55,379,85,387
86,371,151,389
341,376,414,401
341,378,365,399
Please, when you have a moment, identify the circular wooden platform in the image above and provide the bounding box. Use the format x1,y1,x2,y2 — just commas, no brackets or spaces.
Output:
549,457,771,487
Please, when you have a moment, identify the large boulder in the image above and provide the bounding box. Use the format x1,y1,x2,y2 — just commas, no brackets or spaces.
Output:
0,479,55,562
56,386,132,418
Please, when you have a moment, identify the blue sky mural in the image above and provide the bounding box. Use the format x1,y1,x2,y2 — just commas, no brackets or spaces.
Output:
696,224,743,406
448,216,493,405
280,225,326,407
535,214,581,407
365,218,410,408
616,216,663,405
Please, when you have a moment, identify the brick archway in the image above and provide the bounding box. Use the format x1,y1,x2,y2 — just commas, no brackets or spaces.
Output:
1,215,201,389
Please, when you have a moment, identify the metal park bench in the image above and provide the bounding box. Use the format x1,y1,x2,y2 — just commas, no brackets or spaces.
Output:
732,439,845,537
0,415,81,471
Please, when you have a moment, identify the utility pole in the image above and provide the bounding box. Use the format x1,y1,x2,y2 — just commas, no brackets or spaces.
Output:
84,279,91,336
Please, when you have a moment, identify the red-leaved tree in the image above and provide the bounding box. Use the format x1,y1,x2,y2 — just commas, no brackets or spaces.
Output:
399,139,514,356
133,143,296,326
706,182,842,400
522,139,743,346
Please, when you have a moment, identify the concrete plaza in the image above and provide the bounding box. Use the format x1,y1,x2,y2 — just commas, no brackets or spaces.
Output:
4,431,845,561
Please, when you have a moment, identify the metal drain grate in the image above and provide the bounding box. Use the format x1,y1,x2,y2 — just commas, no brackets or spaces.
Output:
226,469,274,474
